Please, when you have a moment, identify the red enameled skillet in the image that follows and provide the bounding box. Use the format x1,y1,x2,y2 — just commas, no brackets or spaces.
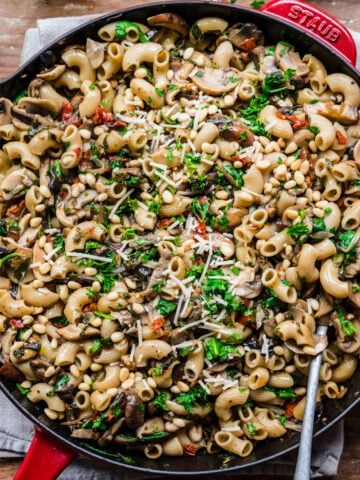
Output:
0,1,359,478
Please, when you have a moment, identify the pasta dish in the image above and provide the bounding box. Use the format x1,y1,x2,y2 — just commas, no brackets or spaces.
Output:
0,12,359,461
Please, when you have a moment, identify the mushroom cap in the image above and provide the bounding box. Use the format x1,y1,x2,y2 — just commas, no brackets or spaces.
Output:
37,64,66,81
86,38,105,69
147,13,189,36
0,167,37,201
192,67,241,95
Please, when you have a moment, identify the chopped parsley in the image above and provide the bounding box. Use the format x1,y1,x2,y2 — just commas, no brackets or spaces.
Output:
191,198,210,221
176,387,209,411
153,392,170,411
337,308,357,336
46,375,70,397
115,21,148,43
205,338,240,362
222,164,244,188
156,299,176,316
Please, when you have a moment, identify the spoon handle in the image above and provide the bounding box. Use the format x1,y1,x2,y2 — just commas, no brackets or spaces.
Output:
294,325,328,480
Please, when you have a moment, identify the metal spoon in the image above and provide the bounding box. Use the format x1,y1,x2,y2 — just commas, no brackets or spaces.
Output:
294,325,328,480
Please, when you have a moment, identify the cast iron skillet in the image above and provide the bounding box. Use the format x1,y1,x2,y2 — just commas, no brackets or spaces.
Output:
0,1,359,478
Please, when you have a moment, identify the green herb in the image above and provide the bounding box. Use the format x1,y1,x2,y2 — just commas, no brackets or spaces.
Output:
279,41,293,47
13,89,27,102
324,208,332,215
46,375,70,397
16,383,30,395
247,423,257,435
312,218,326,233
336,230,356,251
115,21,148,43
190,23,202,43
77,251,116,293
250,0,264,8
205,338,239,362
279,415,287,426
93,311,115,320
310,98,319,104
0,253,22,269
239,95,269,136
122,228,136,240
263,70,287,95
281,279,293,286
80,443,135,464
195,71,203,77
286,224,310,236
309,126,319,134
89,337,113,354
129,246,158,264
222,164,244,188
229,76,239,83
191,198,210,221
0,221,7,236
176,387,208,411
264,386,297,398
185,263,205,279
88,83,95,90
53,235,65,252
168,84,179,91
122,176,139,187
266,47,275,56
153,392,170,411
337,308,357,336
142,432,168,440
217,216,230,229
84,241,101,253
231,266,240,275
150,365,163,376
156,299,176,316
184,152,201,177
353,285,360,293
155,87,165,96
147,198,161,215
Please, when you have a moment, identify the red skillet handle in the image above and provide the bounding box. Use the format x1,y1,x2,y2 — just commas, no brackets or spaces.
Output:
14,428,76,480
259,0,357,67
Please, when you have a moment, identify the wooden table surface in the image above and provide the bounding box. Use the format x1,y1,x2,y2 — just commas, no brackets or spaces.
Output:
1,0,360,478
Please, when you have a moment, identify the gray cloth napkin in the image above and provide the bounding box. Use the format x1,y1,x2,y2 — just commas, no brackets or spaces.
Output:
0,12,356,479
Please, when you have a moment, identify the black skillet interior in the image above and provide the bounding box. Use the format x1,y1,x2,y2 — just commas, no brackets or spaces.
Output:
0,1,360,475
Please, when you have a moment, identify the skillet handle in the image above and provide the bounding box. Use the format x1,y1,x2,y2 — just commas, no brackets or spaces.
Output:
13,427,76,480
259,0,357,67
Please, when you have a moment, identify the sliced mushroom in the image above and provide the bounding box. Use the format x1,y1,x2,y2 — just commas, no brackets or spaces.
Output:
30,358,54,381
147,13,189,36
208,115,254,146
18,97,58,117
228,23,263,50
98,418,125,447
71,429,100,440
304,101,358,125
0,98,12,126
252,46,278,76
86,38,105,69
57,324,100,341
37,64,66,81
137,417,165,439
125,394,145,429
192,67,241,95
0,167,37,201
275,43,309,77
